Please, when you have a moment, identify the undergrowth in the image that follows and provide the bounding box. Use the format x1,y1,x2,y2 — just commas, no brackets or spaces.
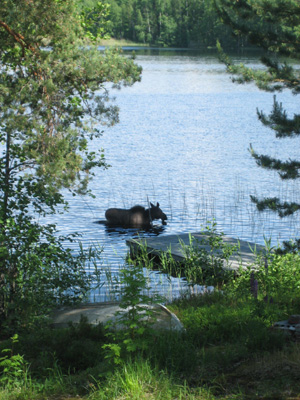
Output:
1,227,300,399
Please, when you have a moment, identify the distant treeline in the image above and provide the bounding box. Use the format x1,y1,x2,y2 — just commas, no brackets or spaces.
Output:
104,0,246,48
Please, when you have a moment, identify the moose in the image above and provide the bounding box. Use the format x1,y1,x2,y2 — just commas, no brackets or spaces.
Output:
105,202,167,228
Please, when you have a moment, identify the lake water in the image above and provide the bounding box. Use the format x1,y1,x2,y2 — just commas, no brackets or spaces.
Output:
45,48,300,302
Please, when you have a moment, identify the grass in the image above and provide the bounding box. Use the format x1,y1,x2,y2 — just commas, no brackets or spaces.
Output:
0,358,216,400
89,359,215,400
99,38,148,47
1,292,300,399
168,292,300,398
1,242,300,399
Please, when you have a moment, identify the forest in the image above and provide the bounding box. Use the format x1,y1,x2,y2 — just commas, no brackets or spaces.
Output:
82,0,247,48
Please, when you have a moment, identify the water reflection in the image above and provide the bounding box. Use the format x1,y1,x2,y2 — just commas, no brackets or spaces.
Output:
93,220,167,236
104,224,167,237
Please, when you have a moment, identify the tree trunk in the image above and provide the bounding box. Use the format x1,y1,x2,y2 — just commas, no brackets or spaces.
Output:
0,131,11,326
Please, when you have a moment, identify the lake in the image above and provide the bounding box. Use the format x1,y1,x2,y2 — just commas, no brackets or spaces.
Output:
46,48,300,301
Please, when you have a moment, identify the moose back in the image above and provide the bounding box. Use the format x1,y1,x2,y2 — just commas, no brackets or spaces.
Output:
105,202,167,228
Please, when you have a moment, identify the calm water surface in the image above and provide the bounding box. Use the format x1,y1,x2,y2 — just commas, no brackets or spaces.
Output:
45,49,300,301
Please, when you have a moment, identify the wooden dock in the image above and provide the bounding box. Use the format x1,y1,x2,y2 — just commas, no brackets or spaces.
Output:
126,232,267,272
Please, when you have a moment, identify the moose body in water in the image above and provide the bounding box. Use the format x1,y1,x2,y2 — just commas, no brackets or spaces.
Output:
105,202,167,228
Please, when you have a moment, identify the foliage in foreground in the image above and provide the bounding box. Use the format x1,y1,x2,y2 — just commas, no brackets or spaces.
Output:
103,254,163,365
0,0,141,334
1,236,300,399
0,292,299,399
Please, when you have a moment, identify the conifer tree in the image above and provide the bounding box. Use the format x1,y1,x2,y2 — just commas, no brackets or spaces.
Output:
215,0,300,218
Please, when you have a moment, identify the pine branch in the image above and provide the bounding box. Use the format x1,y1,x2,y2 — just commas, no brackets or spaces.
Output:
250,195,300,217
257,96,300,137
250,145,300,180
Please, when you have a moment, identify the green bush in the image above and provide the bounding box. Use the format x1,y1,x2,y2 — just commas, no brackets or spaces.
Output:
103,254,163,365
228,251,300,307
141,221,239,287
178,224,238,287
0,335,30,390
6,317,107,376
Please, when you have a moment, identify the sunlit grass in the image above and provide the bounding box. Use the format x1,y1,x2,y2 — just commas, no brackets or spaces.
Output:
99,38,147,47
89,359,214,400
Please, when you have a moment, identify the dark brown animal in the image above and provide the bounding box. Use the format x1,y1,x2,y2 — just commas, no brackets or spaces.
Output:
105,202,167,228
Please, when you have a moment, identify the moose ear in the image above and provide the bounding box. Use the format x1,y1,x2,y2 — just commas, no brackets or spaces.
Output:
157,202,160,207
150,202,154,207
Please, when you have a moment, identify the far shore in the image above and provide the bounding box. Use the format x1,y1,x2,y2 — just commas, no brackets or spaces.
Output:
99,38,148,47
